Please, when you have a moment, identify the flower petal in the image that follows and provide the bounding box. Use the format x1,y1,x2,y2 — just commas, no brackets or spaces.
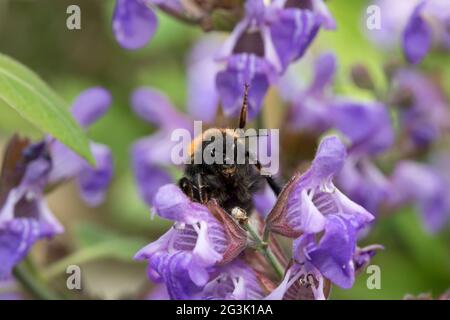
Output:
402,2,432,64
78,143,114,206
152,184,210,224
112,0,158,50
270,8,321,70
310,135,347,182
187,36,221,122
333,101,394,155
216,54,274,119
305,215,356,289
309,52,336,93
70,87,111,128
131,87,188,128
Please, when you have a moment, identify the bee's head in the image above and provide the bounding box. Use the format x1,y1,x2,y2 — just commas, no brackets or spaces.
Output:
186,83,253,178
188,128,248,176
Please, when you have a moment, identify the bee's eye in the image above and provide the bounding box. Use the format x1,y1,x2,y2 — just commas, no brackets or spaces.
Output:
210,149,216,157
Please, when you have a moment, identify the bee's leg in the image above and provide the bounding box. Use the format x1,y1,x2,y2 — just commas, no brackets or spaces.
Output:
179,177,195,200
238,83,249,129
265,176,282,196
195,173,209,204
253,160,282,196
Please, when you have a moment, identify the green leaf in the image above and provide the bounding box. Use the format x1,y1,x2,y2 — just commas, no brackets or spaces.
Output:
0,53,94,164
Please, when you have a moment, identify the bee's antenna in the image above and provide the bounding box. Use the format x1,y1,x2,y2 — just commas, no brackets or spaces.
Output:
238,83,249,129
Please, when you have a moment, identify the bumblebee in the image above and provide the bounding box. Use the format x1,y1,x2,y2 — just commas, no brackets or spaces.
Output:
179,85,280,215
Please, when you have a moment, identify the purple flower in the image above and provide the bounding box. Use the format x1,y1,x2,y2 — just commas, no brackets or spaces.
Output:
135,184,249,299
201,259,264,300
269,0,335,70
130,87,191,206
392,69,450,147
283,52,337,133
0,87,114,278
296,216,357,289
113,0,157,50
366,0,419,49
253,184,277,218
332,101,394,156
112,0,162,49
265,259,329,300
353,244,384,274
216,54,276,119
216,0,334,120
402,0,450,64
48,87,114,207
367,0,449,64
187,35,222,123
265,136,375,289
267,135,374,237
337,157,390,215
266,228,382,299
402,1,432,64
332,101,394,215
0,138,63,279
389,161,450,233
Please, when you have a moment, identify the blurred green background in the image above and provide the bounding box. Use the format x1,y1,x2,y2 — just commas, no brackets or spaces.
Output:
0,0,449,299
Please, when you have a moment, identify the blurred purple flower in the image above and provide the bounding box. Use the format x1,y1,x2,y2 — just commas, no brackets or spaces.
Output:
402,0,450,64
392,69,450,147
338,157,390,216
130,87,192,206
113,0,158,49
389,161,450,233
216,0,334,120
283,52,337,133
402,1,432,64
0,87,114,279
333,101,394,215
187,35,222,123
269,0,335,70
0,140,63,279
112,0,186,49
253,184,277,218
366,0,419,49
332,101,394,156
135,184,251,299
48,87,114,207
367,0,449,64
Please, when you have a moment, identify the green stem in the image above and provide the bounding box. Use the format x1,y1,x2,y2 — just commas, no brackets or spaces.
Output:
245,223,284,279
42,242,117,280
262,225,271,244
13,263,60,300
261,248,284,279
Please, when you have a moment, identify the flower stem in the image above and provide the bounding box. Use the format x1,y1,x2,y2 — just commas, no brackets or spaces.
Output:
13,263,60,300
245,223,285,279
